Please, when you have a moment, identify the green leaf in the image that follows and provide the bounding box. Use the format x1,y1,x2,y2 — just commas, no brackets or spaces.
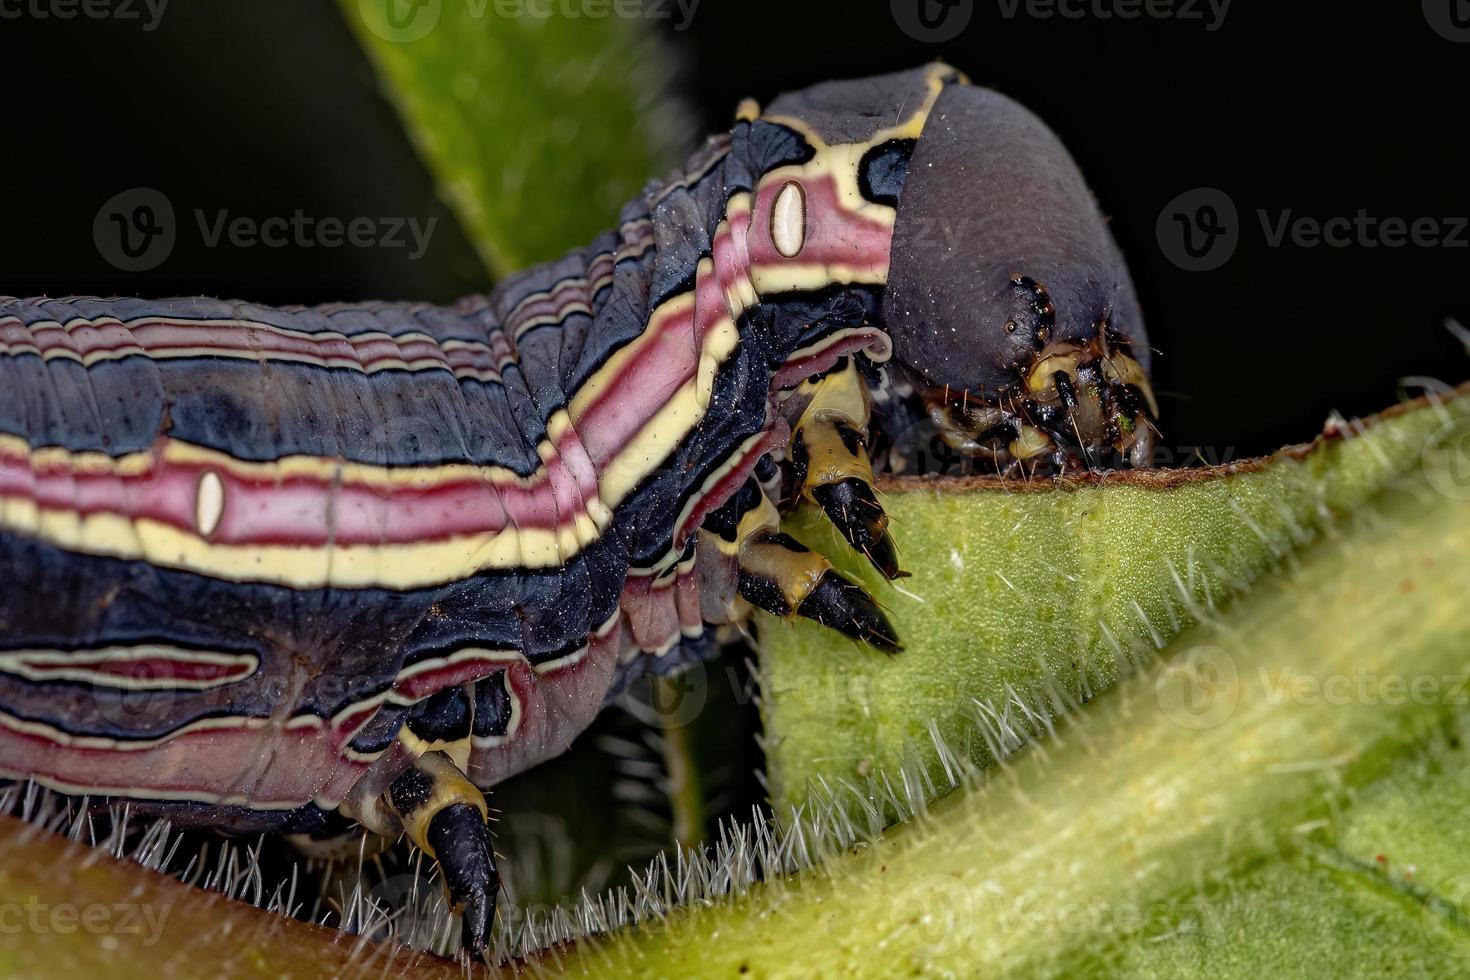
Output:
339,1,681,275
544,390,1470,976
1111,728,1470,976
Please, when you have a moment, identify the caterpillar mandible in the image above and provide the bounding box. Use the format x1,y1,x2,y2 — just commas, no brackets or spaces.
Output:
0,63,1154,956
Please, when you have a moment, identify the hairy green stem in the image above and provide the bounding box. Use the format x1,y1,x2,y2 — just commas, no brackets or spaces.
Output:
548,411,1470,977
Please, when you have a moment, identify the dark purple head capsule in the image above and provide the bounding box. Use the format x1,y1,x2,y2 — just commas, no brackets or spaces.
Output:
883,83,1158,471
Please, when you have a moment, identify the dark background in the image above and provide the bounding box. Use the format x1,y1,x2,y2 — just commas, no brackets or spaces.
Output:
3,0,1468,459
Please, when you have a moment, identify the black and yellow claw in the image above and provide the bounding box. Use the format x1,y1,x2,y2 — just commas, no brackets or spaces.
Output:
810,476,903,580
426,802,497,956
796,568,902,653
384,751,499,957
737,529,901,652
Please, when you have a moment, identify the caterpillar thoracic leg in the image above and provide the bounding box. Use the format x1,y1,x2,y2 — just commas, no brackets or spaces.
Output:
789,359,903,580
738,529,901,652
711,477,900,651
381,751,499,957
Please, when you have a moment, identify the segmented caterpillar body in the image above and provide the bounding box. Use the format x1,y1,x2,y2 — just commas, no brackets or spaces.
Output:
0,63,1154,953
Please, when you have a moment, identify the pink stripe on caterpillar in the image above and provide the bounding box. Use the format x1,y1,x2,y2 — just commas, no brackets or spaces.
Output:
0,315,507,382
773,326,893,390
505,254,618,338
0,647,259,690
574,301,702,467
672,421,789,554
441,341,503,382
572,209,756,466
0,708,374,810
0,435,604,547
467,623,621,788
618,557,705,654
390,648,525,704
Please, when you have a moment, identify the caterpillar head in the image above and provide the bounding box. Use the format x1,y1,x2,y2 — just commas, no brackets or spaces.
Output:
882,83,1158,473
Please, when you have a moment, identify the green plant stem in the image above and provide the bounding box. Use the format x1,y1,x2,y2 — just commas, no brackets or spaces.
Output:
654,676,706,850
546,465,1470,977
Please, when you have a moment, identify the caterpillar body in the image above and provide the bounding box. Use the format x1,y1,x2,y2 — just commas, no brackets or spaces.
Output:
0,64,1154,954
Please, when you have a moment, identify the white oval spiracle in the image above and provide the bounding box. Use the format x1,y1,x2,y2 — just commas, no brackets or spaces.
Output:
195,470,225,538
770,181,807,258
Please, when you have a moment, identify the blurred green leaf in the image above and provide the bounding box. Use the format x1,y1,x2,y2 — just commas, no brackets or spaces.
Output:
340,0,683,275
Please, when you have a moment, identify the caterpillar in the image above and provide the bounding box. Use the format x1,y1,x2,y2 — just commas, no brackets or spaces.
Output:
0,63,1154,956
